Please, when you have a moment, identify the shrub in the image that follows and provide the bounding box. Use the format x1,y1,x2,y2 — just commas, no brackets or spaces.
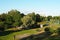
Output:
44,27,50,33
49,27,56,33
57,27,60,34
44,27,55,34
0,27,5,31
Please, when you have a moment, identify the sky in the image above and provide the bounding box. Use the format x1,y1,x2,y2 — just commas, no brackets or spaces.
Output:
0,0,60,16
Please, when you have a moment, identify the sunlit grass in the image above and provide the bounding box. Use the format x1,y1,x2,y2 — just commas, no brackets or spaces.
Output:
0,21,60,40
0,28,40,40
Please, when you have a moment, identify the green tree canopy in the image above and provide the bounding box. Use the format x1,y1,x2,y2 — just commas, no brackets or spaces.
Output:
8,10,22,27
21,13,36,29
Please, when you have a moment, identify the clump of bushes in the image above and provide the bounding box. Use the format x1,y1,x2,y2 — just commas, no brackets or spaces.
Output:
57,27,60,34
0,27,5,31
44,27,55,34
44,27,51,34
44,27,60,35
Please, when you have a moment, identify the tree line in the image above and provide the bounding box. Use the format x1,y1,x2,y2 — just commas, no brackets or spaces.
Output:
0,10,60,31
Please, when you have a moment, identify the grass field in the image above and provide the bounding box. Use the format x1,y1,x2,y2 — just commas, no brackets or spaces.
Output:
0,21,60,40
0,28,41,40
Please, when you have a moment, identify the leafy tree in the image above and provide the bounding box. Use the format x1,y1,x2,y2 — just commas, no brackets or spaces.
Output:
36,14,40,22
5,15,13,28
21,13,36,29
36,14,45,22
28,12,36,21
47,16,52,21
0,13,7,21
0,13,8,31
20,13,25,17
8,10,22,27
0,21,5,31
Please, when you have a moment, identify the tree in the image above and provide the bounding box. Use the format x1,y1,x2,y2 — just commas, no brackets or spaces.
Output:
0,21,5,31
36,14,44,22
20,13,25,17
21,13,36,29
47,16,52,21
27,12,36,21
0,13,7,21
0,13,8,31
5,15,13,28
36,14,40,22
8,10,22,27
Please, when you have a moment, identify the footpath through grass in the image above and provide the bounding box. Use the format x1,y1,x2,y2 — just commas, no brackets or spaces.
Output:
0,28,41,40
0,21,60,40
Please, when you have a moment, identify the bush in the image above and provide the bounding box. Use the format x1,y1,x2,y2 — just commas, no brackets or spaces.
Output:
49,28,56,33
44,27,50,34
0,27,5,31
44,27,55,34
57,27,60,34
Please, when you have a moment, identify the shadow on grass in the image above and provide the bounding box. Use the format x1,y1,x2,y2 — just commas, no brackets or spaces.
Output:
46,34,60,40
0,27,39,36
19,33,60,40
0,30,21,36
18,32,52,40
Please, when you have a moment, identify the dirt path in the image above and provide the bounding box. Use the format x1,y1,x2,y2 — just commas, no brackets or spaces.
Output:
15,30,44,40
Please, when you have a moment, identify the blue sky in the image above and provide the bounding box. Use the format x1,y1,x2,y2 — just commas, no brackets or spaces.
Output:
0,0,60,16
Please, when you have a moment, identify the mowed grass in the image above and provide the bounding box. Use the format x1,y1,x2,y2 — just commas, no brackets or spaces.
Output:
0,28,40,40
